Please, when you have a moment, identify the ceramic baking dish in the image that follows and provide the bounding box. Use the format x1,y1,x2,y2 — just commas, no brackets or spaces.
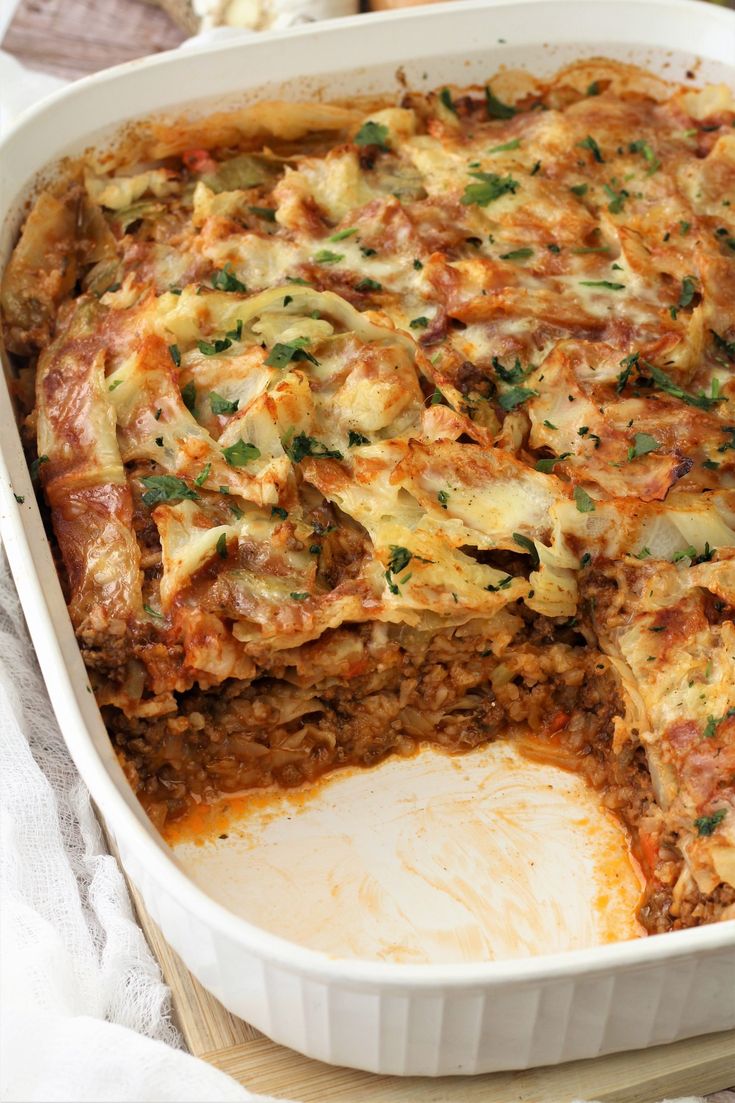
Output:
1,0,734,1076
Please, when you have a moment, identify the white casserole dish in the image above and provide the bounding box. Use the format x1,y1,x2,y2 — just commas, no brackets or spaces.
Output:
1,0,734,1076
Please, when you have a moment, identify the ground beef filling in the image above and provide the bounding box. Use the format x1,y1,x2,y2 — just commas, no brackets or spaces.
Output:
102,612,725,935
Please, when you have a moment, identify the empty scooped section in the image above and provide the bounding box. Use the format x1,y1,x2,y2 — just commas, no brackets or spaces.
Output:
172,741,645,962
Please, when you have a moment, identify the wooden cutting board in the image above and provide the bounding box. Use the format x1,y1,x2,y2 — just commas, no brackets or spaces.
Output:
115,857,735,1103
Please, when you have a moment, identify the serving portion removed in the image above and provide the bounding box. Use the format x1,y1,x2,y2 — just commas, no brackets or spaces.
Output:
3,56,735,945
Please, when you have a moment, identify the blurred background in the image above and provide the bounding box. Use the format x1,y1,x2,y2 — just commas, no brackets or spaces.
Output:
3,0,731,83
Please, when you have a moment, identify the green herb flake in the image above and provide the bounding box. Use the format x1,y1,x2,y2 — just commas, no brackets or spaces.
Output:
210,391,239,416
579,280,626,290
168,344,181,367
30,455,49,480
198,336,232,356
439,87,457,115
489,138,521,153
512,532,539,567
629,138,661,175
266,340,318,369
348,430,370,447
694,809,726,836
329,227,357,242
587,81,601,96
409,316,430,329
573,486,595,513
13,493,24,504
500,247,533,261
286,432,343,463
530,160,542,176
635,547,652,560
181,381,196,412
223,440,261,466
313,249,344,265
437,489,449,509
211,263,247,293
355,121,390,151
603,183,628,213
679,220,691,236
461,171,519,207
570,183,589,196
491,355,525,384
679,275,697,309
413,258,423,270
485,85,516,119
578,135,604,163
194,462,211,487
498,386,538,411
627,432,660,460
543,419,558,429
140,475,199,506
290,591,310,601
143,603,164,619
647,361,722,411
355,277,383,292
216,532,228,559
271,506,288,521
108,379,124,392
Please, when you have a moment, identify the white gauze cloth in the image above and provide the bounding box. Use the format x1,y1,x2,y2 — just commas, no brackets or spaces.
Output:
0,551,282,1103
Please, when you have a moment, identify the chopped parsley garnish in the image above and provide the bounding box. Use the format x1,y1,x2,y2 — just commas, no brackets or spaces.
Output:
248,205,276,221
410,316,430,329
437,489,449,508
491,355,525,384
211,263,247,293
627,432,660,460
265,339,318,369
348,430,370,447
285,276,312,286
140,475,199,506
535,454,571,473
603,183,629,213
13,493,24,504
360,246,377,257
286,432,343,463
578,135,604,163
413,259,423,270
216,532,228,559
309,544,321,555
580,552,592,567
573,486,595,512
543,419,558,429
388,546,412,575
223,440,260,466
168,344,181,367
355,277,383,292
461,172,519,207
30,455,49,480
271,506,288,520
485,85,516,119
429,388,452,408
587,81,601,96
672,546,697,563
355,121,390,150
498,386,538,411
194,462,211,487
329,227,357,241
646,361,723,411
712,329,735,362
547,243,561,254
500,247,533,261
489,138,521,153
512,532,539,567
181,381,196,412
143,603,164,619
290,592,310,601
678,275,697,309
155,436,164,448
694,809,726,836
628,138,660,174
570,183,589,196
108,379,123,391
198,336,232,356
155,408,162,420
703,459,720,470
439,87,457,114
679,220,691,236
226,319,243,342
579,280,625,290
230,503,244,520
634,547,652,560
530,160,542,176
313,249,344,265
210,392,239,415
486,575,513,592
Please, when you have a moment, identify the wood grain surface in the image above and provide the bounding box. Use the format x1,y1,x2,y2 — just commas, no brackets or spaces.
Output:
2,0,186,79
107,838,735,1103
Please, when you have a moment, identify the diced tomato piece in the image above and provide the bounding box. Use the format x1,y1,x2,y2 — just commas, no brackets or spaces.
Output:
182,148,217,174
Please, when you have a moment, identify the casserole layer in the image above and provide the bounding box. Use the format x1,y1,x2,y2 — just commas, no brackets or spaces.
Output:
3,57,735,937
